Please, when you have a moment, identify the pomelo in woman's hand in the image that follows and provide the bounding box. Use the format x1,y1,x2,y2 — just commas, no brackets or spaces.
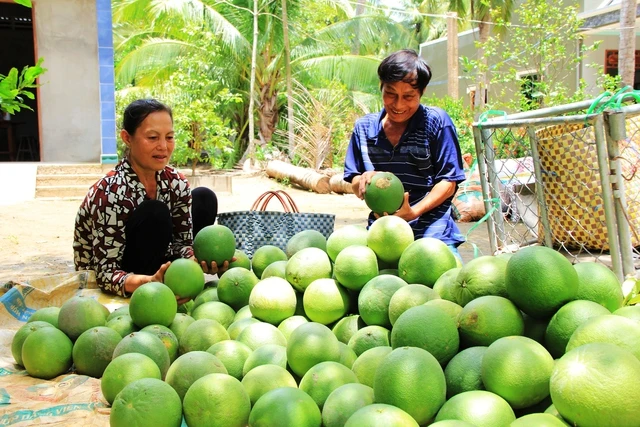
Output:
164,258,205,299
364,172,405,216
193,224,236,267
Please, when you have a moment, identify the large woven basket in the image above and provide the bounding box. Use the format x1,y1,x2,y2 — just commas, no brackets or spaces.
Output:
535,117,640,250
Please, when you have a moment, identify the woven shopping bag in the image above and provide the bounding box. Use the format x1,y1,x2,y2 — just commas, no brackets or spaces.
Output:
535,117,640,250
217,190,336,258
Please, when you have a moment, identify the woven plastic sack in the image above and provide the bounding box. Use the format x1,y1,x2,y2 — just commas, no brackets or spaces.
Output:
217,190,335,258
535,117,640,250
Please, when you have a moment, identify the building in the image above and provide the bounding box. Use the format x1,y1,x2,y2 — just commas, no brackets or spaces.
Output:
419,0,640,108
0,0,116,164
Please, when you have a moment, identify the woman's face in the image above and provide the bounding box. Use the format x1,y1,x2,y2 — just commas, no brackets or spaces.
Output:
122,111,174,173
381,80,423,125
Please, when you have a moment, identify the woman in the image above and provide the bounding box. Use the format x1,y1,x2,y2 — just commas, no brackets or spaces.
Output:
343,49,466,258
73,99,225,298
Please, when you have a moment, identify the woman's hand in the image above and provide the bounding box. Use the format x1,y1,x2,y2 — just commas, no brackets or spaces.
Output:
196,257,235,277
123,261,171,295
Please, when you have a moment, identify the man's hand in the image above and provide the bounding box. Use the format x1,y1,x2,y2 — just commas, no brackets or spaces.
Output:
392,192,419,221
355,171,378,199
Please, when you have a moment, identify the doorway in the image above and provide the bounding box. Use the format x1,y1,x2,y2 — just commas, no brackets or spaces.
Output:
0,1,39,162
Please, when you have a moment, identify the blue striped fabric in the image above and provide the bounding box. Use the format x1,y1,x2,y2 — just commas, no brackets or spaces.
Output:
344,105,466,245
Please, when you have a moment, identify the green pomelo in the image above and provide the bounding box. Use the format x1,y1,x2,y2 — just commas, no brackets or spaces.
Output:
21,327,73,380
179,318,230,354
522,312,550,345
168,313,195,341
326,225,369,262
285,247,333,292
236,321,287,351
287,322,341,377
164,351,227,401
398,238,457,287
72,326,122,377
423,299,463,324
217,267,260,310
141,324,179,363
106,315,137,338
11,321,54,366
511,413,569,426
544,300,610,358
389,284,440,326
338,341,358,369
252,245,288,279
357,274,407,327
227,317,260,340
191,301,236,328
193,224,236,266
193,287,219,309
565,314,640,360
129,282,177,328
299,361,359,409
573,262,623,312
229,249,251,270
333,245,379,291
206,339,253,380
112,331,170,378
242,344,287,376
249,277,297,325
163,258,205,299
450,255,508,306
58,296,107,341
303,278,350,325
367,216,414,264
277,315,309,341
249,387,321,427
613,305,640,321
241,364,297,406
345,404,418,427
322,383,374,427
458,295,525,347
331,314,366,344
347,325,390,356
110,378,182,427
27,306,60,328
106,305,130,322
391,304,459,365
350,345,392,388
550,343,640,427
364,171,405,216
233,304,253,321
374,346,446,425
260,260,288,280
434,390,516,426
505,246,579,318
286,230,327,258
183,373,251,427
100,353,162,405
482,336,554,409
433,267,462,300
444,346,487,398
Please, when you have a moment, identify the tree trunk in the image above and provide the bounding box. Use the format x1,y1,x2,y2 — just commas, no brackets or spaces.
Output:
282,0,295,158
258,83,278,143
474,18,490,111
266,160,332,194
619,0,636,88
246,0,259,163
329,173,354,194
351,0,366,55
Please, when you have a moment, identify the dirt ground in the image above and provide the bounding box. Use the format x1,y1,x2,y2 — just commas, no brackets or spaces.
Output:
0,171,489,285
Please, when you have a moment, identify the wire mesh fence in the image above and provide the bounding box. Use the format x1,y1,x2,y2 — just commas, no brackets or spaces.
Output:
470,99,640,282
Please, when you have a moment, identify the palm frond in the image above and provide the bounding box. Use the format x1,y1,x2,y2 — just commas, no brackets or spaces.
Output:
295,55,381,93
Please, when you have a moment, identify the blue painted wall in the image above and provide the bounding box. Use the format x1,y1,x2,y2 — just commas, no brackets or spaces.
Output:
96,0,117,164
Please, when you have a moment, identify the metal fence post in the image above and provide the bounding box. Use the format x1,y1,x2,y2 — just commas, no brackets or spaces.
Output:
481,128,508,250
594,114,625,282
473,126,498,254
604,111,636,278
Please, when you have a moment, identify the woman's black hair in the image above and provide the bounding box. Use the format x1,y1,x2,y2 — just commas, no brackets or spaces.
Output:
378,49,432,94
122,99,173,135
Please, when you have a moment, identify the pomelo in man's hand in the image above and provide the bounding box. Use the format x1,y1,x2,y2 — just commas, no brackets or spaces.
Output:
164,258,205,299
193,224,236,267
364,172,405,215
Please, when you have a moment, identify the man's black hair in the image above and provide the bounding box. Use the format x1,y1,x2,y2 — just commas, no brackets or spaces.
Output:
377,49,432,94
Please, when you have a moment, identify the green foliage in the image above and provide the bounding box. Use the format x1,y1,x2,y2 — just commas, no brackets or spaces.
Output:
13,0,31,7
461,0,599,111
0,58,46,115
424,95,475,158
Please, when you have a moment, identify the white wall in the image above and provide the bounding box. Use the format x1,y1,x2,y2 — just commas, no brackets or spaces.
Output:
33,0,102,163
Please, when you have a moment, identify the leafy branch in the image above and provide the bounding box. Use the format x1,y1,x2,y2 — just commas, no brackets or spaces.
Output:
0,58,47,115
